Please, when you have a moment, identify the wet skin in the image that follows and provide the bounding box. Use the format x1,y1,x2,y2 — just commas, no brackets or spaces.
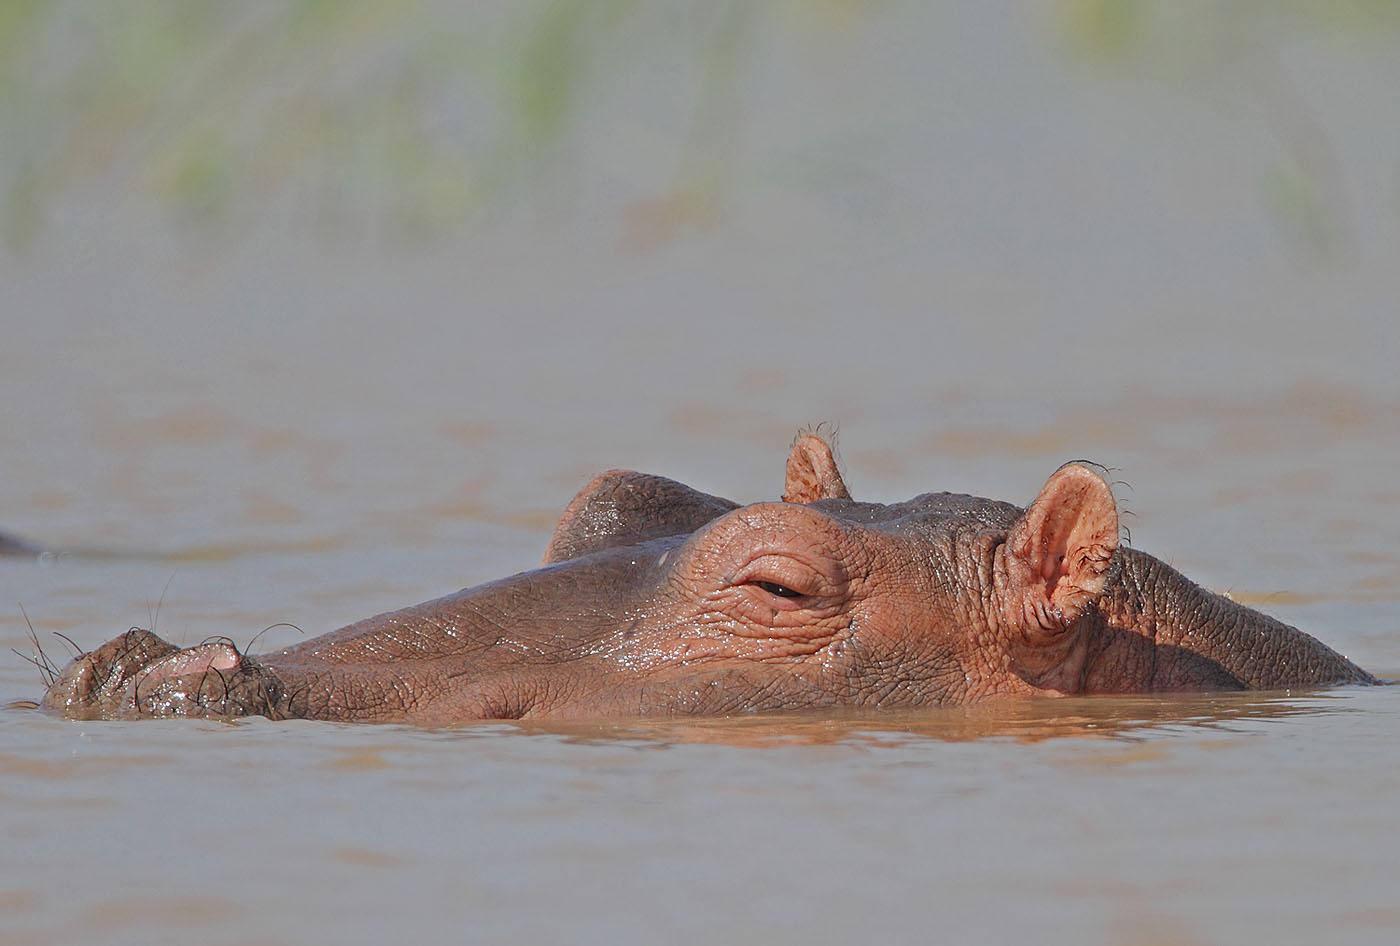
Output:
39,434,1376,723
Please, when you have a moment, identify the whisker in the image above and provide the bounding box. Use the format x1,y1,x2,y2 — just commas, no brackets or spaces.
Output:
11,648,56,689
18,604,58,687
246,622,303,652
132,664,158,710
110,629,153,692
209,666,231,711
285,680,312,716
150,572,177,639
51,631,84,658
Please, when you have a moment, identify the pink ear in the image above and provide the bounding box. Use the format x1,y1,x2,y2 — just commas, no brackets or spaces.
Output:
783,432,852,503
1004,463,1119,632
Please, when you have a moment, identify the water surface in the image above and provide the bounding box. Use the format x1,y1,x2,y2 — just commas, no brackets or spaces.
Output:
2,4,1399,944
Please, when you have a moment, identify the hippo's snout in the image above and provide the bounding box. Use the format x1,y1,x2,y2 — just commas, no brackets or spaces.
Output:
42,629,264,719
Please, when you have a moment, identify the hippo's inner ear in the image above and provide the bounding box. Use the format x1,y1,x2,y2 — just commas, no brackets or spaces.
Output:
543,470,739,564
1003,463,1119,631
783,432,852,504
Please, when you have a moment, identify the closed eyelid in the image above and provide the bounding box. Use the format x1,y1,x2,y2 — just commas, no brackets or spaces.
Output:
754,580,804,598
730,553,846,595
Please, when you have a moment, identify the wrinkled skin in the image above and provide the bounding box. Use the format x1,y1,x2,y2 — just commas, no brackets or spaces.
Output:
41,434,1375,723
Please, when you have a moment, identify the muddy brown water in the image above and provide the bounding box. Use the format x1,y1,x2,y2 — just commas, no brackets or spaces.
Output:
3,5,1400,945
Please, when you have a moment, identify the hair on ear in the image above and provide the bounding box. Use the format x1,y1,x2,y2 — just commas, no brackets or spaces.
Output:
1004,461,1120,630
783,427,852,503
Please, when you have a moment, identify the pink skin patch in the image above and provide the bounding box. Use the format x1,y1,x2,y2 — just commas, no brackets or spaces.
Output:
141,642,242,685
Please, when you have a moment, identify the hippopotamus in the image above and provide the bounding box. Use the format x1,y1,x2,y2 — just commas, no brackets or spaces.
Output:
38,433,1375,723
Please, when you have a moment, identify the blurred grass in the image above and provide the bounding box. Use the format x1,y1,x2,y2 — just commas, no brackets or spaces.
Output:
1,0,1396,252
1058,0,1400,261
0,1,646,246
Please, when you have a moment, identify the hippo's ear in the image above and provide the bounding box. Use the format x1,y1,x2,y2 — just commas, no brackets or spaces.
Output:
543,471,738,564
1002,463,1119,631
783,432,852,503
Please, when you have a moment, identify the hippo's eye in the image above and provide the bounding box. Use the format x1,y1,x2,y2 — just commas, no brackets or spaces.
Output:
729,553,839,611
754,580,804,599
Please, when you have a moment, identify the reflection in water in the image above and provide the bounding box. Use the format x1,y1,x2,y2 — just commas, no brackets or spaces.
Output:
7,685,1369,750
3,684,1363,746
506,690,1359,749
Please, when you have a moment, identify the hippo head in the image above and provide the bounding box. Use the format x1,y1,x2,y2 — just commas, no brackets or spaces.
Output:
530,433,1121,712
39,432,1368,722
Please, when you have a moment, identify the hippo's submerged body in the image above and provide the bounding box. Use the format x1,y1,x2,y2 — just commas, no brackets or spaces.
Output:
40,433,1374,723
